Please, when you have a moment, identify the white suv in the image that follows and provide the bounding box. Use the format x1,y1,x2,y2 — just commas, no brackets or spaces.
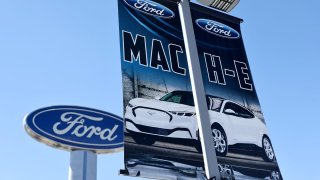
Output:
125,91,275,162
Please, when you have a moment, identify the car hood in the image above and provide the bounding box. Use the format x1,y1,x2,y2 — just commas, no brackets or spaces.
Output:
129,98,195,112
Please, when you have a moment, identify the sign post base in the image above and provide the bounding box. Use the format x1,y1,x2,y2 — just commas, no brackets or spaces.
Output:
68,151,97,180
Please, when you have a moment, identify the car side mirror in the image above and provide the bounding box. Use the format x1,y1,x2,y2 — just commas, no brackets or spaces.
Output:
224,109,236,115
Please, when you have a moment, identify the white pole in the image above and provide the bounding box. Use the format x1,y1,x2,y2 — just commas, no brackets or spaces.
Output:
178,0,221,179
69,151,97,180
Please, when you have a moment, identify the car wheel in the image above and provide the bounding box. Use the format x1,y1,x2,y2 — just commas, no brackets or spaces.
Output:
131,134,156,145
212,127,227,156
262,136,275,162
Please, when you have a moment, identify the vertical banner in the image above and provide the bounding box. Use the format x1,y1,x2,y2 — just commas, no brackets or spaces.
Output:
118,0,282,179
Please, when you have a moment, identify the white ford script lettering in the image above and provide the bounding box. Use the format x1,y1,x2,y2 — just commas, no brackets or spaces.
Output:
134,0,165,16
205,22,232,37
53,112,118,141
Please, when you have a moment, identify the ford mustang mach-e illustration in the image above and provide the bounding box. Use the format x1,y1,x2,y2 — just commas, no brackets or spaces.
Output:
125,91,275,162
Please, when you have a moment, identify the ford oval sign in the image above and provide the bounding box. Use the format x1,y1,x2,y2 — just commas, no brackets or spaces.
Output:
123,0,175,19
196,19,240,39
24,106,123,153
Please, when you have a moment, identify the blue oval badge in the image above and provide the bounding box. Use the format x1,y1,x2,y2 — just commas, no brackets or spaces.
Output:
123,0,175,19
24,106,123,153
196,19,240,39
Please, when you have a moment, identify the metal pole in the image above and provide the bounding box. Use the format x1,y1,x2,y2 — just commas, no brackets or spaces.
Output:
177,0,220,179
69,151,97,180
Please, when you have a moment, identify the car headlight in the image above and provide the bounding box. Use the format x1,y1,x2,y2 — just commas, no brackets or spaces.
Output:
169,111,196,117
127,102,136,108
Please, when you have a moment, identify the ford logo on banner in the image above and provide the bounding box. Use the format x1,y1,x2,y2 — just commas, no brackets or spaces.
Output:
196,19,240,39
123,0,175,19
24,106,123,153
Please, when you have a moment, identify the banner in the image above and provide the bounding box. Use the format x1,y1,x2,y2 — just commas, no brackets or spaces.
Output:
118,0,282,179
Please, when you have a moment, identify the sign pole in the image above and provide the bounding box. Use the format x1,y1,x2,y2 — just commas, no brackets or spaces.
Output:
177,0,220,179
68,151,97,180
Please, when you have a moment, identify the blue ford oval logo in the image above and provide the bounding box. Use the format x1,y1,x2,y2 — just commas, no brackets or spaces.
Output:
196,19,240,39
123,0,175,19
24,106,123,153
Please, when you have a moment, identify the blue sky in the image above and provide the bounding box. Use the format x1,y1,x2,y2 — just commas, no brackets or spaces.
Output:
0,0,319,179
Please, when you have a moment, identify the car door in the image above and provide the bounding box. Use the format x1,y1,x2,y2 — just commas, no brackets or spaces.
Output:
222,101,257,145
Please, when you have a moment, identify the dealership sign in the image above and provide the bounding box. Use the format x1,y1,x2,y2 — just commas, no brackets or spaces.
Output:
24,106,123,153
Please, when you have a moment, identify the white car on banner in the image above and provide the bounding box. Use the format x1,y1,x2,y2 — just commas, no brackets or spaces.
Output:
125,91,275,162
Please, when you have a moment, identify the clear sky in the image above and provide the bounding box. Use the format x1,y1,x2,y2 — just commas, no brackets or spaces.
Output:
0,0,319,180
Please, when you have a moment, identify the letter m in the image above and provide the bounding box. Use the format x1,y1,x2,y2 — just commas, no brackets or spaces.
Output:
122,31,147,66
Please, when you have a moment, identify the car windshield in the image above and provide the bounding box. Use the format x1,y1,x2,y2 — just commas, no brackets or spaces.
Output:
160,91,194,106
160,91,223,111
